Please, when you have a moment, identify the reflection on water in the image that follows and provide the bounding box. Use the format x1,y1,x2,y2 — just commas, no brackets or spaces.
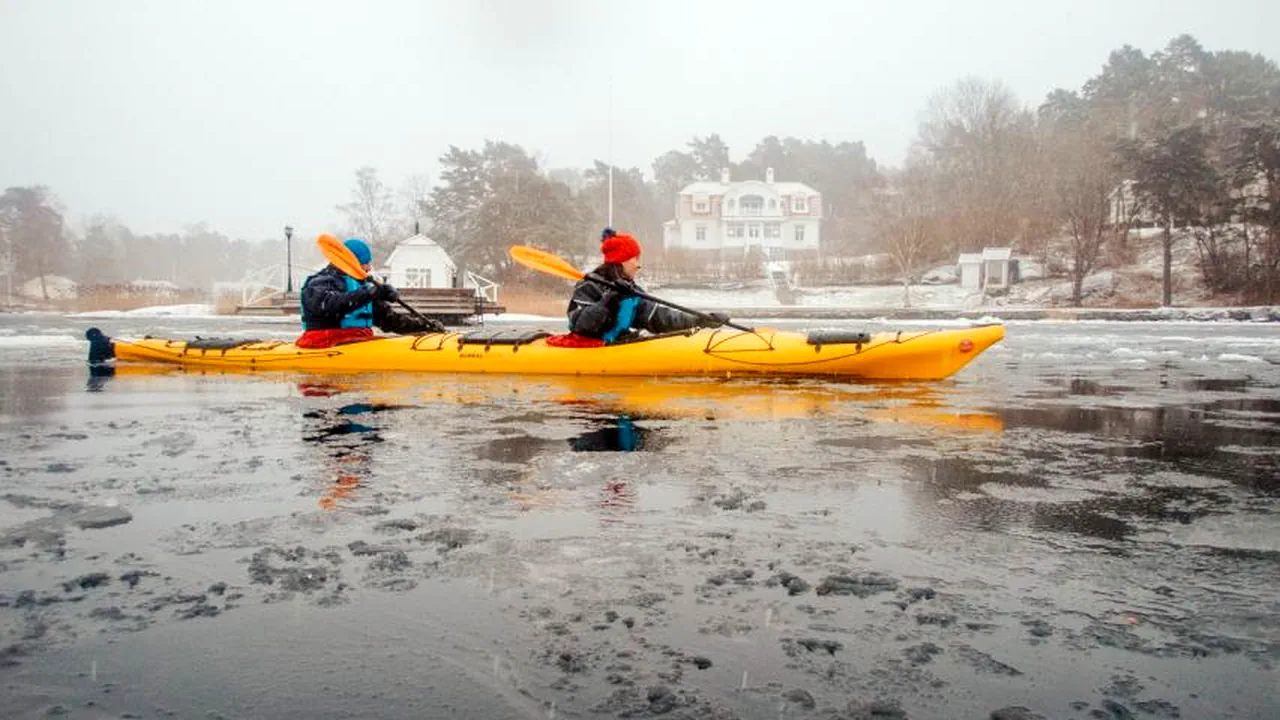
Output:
1042,376,1132,397
297,382,407,510
905,387,1279,544
569,416,652,452
0,366,74,419
1180,377,1251,393
87,364,115,393
999,398,1279,491
1,320,1279,719
915,456,1222,542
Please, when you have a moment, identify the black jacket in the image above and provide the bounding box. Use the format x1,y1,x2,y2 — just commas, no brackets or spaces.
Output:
300,265,434,334
566,275,702,341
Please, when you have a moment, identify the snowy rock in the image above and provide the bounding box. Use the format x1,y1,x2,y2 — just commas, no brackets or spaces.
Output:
1015,258,1047,281
1049,271,1115,302
921,265,957,285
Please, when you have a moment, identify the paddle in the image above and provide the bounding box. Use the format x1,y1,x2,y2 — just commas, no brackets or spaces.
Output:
316,233,440,327
508,245,755,333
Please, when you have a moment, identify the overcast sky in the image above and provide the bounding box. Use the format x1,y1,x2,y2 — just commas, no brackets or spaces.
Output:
2,0,1278,241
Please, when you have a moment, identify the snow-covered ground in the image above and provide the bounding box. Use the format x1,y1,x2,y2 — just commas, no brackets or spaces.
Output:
661,284,981,310
68,303,219,319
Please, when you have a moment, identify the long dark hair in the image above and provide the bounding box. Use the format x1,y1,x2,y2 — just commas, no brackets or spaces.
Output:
590,262,628,283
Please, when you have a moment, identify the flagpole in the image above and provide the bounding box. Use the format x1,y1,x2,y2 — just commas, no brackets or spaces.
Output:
607,71,614,228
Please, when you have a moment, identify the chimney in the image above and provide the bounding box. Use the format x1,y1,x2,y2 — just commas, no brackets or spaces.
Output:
720,168,730,183
766,167,775,183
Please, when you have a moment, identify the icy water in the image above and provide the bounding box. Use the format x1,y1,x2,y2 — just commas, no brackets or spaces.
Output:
1,313,1278,720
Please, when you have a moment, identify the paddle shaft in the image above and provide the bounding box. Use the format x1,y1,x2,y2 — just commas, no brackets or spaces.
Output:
585,272,755,333
364,274,434,324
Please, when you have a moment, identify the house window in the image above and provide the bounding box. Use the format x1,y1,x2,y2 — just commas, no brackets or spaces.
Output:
748,224,761,240
726,198,735,211
694,197,709,213
404,267,431,288
768,199,777,210
727,223,744,239
764,224,781,239
792,196,808,213
740,195,764,216
695,225,706,242
794,225,806,243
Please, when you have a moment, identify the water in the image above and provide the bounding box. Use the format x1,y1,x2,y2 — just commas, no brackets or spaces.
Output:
1,313,1277,719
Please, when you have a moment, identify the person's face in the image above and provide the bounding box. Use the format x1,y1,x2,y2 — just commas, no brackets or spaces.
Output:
621,256,641,279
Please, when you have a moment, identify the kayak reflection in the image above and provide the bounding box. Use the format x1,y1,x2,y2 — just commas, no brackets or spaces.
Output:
86,363,115,392
84,364,1002,436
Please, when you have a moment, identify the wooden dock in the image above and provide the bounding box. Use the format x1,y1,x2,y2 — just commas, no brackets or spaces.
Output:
235,288,504,321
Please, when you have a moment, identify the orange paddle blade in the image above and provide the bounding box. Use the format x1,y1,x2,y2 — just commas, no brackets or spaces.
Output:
317,233,368,281
509,245,586,282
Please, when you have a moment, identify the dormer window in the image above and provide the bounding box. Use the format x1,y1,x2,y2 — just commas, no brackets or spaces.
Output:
768,199,777,210
792,196,808,213
694,196,709,213
727,198,735,211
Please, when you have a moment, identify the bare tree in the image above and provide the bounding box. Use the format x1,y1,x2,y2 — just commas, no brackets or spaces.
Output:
336,167,398,256
916,77,1039,254
1041,103,1126,305
0,186,68,300
400,173,433,235
872,165,939,307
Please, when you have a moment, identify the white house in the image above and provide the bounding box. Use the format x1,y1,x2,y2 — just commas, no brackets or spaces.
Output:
382,233,457,289
1107,179,1158,228
663,168,822,258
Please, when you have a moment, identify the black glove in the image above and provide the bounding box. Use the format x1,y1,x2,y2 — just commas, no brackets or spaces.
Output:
402,315,444,334
376,283,400,303
348,282,379,305
697,312,730,328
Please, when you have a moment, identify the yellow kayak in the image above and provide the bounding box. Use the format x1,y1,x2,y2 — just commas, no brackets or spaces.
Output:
87,323,1004,381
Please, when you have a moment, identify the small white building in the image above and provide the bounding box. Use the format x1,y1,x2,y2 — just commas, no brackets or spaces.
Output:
958,253,983,290
382,233,457,289
982,247,1014,290
957,247,1016,291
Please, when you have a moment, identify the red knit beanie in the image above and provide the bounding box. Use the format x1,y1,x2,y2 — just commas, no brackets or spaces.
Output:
601,233,641,264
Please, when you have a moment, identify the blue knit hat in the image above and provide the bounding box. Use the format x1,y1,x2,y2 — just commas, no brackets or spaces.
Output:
344,238,372,264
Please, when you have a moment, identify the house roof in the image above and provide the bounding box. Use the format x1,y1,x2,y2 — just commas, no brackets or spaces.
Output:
981,247,1012,261
681,180,818,196
395,233,444,248
385,233,455,268
958,253,983,264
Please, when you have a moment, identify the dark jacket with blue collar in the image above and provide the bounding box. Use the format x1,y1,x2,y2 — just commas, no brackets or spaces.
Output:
566,276,702,343
300,265,431,334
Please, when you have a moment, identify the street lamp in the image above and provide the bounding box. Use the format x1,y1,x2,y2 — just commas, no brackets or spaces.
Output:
284,225,294,294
